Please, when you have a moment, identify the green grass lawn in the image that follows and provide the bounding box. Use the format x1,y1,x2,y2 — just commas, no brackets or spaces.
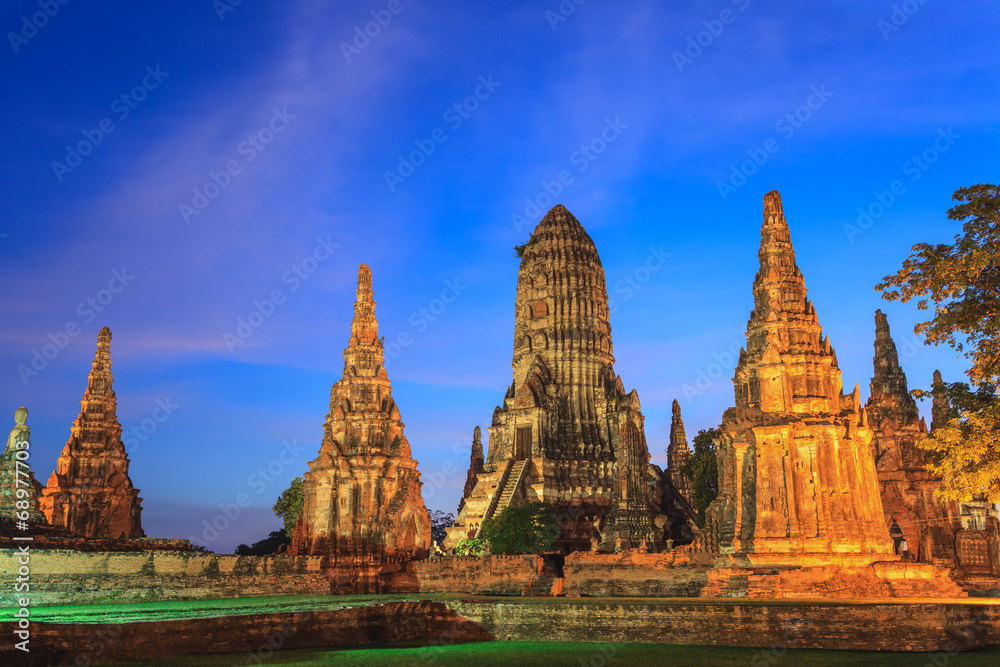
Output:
100,640,1000,667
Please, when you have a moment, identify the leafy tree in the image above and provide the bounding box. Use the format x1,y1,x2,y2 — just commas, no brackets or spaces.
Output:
479,502,559,555
454,537,489,556
877,184,1000,501
429,510,454,544
272,476,305,537
679,428,720,527
877,184,1000,387
234,530,290,556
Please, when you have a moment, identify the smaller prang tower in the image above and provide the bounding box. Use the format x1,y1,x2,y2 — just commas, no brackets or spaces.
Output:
291,264,432,565
700,191,892,559
41,327,144,540
666,400,693,505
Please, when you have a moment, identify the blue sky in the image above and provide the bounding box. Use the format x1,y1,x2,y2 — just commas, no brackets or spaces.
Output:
2,0,997,553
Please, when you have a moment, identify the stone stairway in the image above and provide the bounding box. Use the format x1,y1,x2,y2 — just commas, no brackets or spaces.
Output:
496,460,528,513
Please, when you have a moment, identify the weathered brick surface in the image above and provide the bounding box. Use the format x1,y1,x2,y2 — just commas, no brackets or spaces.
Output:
444,598,1000,652
564,550,716,597
1,600,490,667
0,550,327,606
414,555,544,595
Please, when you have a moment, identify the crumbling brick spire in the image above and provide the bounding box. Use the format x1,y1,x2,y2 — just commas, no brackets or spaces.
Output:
291,264,432,565
459,426,486,514
866,312,964,568
931,370,950,432
667,400,692,503
870,310,920,425
41,327,144,539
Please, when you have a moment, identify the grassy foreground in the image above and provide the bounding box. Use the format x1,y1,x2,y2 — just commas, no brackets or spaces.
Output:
101,640,1000,667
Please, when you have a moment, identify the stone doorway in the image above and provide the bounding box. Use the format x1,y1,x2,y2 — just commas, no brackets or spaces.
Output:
515,426,532,461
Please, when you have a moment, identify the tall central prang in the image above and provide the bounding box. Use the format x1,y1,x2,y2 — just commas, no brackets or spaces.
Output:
446,205,694,552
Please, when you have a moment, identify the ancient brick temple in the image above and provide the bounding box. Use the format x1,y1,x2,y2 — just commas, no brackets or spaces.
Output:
445,205,694,552
700,191,892,559
40,327,144,540
458,426,485,515
290,264,432,567
867,311,966,563
666,400,692,505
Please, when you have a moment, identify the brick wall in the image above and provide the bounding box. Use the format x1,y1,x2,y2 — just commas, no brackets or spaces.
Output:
413,555,544,594
563,550,717,597
0,549,328,606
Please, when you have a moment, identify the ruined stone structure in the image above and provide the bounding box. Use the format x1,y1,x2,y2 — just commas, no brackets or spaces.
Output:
867,310,966,567
666,400,692,505
444,205,694,552
291,264,432,572
917,369,1000,583
40,328,143,540
458,426,485,515
701,191,892,559
0,407,46,525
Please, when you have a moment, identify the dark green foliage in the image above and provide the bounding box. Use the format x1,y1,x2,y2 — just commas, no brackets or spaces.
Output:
513,234,538,258
430,509,454,544
272,476,305,537
479,502,558,554
454,537,489,556
234,530,290,556
878,183,1000,388
679,428,720,527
